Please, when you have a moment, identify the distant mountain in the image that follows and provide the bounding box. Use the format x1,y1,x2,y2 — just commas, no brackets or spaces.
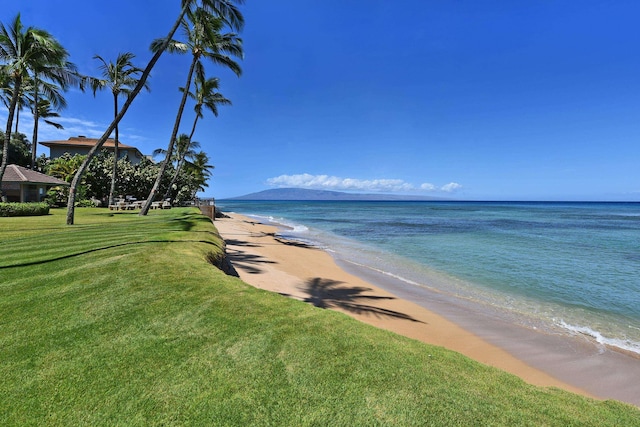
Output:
226,188,448,201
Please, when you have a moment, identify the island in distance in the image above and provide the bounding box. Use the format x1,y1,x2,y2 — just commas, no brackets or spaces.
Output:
225,188,449,201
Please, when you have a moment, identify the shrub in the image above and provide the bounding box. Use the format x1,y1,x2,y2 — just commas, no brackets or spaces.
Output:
43,187,67,207
75,199,96,208
0,202,50,217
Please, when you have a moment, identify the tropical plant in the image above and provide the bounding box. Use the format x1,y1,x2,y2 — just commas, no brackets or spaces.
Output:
48,153,86,183
83,151,171,203
36,59,84,173
160,74,229,203
91,52,148,207
22,73,68,168
139,6,242,216
0,14,79,200
30,96,64,168
1,77,29,134
0,131,30,167
186,74,230,140
159,74,229,203
162,133,201,202
65,0,245,224
183,150,214,200
2,74,66,169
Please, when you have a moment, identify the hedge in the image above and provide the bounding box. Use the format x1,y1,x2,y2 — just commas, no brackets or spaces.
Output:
0,202,50,217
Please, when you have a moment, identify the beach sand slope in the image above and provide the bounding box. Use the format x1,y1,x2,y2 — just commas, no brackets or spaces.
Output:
214,213,591,397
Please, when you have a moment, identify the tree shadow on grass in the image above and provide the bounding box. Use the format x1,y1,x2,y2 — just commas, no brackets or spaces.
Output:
169,213,213,231
0,239,220,269
292,277,424,323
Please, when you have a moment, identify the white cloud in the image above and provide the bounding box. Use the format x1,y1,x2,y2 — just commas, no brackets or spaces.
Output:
0,109,107,141
3,112,149,145
55,117,103,128
441,182,462,192
267,174,462,194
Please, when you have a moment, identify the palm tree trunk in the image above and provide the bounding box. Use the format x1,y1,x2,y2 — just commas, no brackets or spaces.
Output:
188,113,199,142
31,113,39,170
14,104,20,134
31,83,39,170
162,154,182,202
0,76,22,201
162,115,199,201
108,94,119,206
66,4,190,225
140,57,198,216
164,156,187,203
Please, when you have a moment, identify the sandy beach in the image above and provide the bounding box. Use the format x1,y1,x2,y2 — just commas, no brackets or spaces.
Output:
214,213,640,406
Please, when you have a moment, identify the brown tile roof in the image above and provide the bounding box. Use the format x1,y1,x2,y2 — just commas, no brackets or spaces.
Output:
40,136,136,149
1,164,69,186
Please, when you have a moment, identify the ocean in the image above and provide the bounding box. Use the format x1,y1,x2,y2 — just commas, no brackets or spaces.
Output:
216,200,640,356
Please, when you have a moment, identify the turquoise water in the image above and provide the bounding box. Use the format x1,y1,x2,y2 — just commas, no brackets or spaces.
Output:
216,200,640,354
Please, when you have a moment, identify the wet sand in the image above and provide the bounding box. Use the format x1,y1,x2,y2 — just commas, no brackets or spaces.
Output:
214,213,640,407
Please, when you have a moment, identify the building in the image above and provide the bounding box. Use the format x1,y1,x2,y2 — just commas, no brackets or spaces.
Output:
40,135,146,165
1,164,69,202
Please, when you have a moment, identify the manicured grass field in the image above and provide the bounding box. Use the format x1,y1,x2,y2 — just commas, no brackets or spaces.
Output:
1,208,638,425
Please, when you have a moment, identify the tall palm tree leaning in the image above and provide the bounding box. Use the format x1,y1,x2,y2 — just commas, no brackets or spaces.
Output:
0,14,80,200
162,75,230,202
65,0,244,225
91,53,148,207
139,7,242,216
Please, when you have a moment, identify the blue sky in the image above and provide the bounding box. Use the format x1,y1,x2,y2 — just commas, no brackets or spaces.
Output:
2,1,640,200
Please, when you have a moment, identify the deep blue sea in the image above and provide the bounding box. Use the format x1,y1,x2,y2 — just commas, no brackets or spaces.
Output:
216,200,640,355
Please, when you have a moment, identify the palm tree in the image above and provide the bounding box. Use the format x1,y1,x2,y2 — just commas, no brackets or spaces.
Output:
0,14,79,199
48,153,85,183
65,0,245,224
26,76,67,169
186,74,230,141
162,133,201,202
31,98,64,168
139,7,242,215
185,150,214,199
0,79,29,135
91,52,148,207
160,75,229,203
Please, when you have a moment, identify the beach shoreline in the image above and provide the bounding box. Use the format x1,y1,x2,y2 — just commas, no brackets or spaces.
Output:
214,213,640,407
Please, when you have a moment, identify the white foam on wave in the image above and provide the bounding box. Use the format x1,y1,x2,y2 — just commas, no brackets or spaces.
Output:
273,217,309,234
246,214,309,233
557,320,640,355
289,223,310,233
341,259,425,288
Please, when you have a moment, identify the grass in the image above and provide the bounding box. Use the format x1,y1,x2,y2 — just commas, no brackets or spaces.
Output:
1,207,639,426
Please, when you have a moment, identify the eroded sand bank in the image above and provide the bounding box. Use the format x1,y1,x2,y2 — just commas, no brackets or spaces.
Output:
214,213,640,406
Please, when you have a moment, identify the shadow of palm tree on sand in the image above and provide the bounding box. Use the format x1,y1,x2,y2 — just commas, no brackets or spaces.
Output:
296,278,424,323
224,245,277,274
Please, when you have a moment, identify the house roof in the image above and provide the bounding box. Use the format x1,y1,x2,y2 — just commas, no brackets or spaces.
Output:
40,136,138,150
1,164,69,186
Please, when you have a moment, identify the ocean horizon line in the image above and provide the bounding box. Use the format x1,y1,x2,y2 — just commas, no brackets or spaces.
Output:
219,197,640,203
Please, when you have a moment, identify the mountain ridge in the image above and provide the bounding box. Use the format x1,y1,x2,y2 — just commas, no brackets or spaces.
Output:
225,188,449,201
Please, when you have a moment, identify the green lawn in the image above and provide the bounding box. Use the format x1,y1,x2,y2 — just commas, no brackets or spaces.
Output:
1,208,638,426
